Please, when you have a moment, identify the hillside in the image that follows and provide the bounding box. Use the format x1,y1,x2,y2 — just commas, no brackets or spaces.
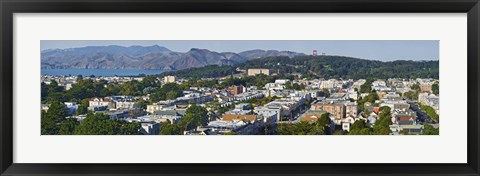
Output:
41,45,304,70
161,55,439,79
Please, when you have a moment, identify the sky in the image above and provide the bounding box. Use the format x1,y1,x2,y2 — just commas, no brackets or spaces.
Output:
41,40,439,61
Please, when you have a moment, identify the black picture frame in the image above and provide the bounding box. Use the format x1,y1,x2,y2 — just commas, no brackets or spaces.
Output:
1,0,479,175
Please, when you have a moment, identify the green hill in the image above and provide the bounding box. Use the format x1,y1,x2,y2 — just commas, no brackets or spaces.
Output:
160,55,439,80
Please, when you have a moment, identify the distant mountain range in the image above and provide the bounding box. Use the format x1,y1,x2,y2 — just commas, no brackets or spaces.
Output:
41,45,305,70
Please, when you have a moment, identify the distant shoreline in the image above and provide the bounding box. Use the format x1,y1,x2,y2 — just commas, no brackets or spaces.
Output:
41,68,167,77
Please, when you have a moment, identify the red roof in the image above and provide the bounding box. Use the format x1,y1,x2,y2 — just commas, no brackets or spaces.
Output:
398,116,413,121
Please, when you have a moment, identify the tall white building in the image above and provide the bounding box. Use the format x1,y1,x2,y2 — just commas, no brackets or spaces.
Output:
164,76,176,83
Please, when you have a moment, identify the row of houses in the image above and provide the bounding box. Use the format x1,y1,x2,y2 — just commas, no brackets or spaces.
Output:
418,93,440,114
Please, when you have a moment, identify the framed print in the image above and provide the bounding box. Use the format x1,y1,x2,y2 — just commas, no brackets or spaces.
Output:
1,0,479,175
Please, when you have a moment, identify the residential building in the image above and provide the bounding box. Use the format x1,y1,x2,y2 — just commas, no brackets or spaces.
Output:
164,76,176,83
115,101,139,110
41,104,50,112
420,83,432,93
146,103,164,114
319,79,337,89
222,114,258,123
345,102,358,118
347,90,359,100
235,103,252,110
228,85,244,96
352,79,366,89
199,120,250,135
311,101,345,120
89,97,112,107
247,68,270,76
254,106,281,121
300,110,326,123
389,124,424,135
342,122,351,132
64,102,79,115
98,109,129,120
224,109,252,115
140,122,160,135
380,100,410,111
135,114,182,124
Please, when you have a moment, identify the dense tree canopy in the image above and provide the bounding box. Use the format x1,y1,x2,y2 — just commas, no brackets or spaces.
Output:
357,91,379,112
41,101,69,135
432,83,439,95
74,113,141,135
159,105,210,135
41,102,142,135
373,106,392,135
159,56,439,80
359,80,373,93
419,103,439,122
42,76,163,104
422,123,439,135
160,65,238,79
276,121,325,135
403,91,418,100
349,120,371,135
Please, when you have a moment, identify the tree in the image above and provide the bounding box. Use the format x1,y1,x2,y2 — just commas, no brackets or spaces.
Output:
159,56,438,80
41,82,49,101
419,103,439,122
186,104,209,126
349,120,371,135
348,120,371,135
76,98,91,115
350,120,367,130
321,88,330,97
141,76,160,88
150,83,184,102
349,128,371,135
432,83,439,95
59,118,79,135
379,106,391,114
76,105,88,115
48,80,62,92
41,111,59,135
175,105,210,132
159,120,182,135
404,91,418,100
373,107,392,135
411,84,420,92
399,130,410,135
276,121,325,135
41,101,69,135
68,79,96,101
316,113,332,134
333,130,347,135
422,123,439,135
366,91,379,103
74,113,141,135
166,91,180,100
76,75,83,82
137,98,148,109
317,113,331,127
177,114,198,131
363,109,371,118
360,80,373,93
285,82,305,90
46,101,69,120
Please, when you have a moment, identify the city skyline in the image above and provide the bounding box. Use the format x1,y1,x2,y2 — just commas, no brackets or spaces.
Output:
40,40,439,136
41,40,439,61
